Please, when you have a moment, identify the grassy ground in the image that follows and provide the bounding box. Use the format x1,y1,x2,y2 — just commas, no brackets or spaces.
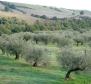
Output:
0,53,91,84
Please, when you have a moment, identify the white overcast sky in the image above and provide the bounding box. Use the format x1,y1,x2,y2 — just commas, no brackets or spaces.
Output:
1,0,91,10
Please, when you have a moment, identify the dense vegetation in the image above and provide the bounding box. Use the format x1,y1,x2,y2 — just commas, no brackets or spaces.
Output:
0,17,32,35
0,9,91,83
1,16,91,35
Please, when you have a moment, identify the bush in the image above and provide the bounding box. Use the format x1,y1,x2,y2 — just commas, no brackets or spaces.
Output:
50,16,58,20
80,11,84,15
4,6,10,11
40,15,48,19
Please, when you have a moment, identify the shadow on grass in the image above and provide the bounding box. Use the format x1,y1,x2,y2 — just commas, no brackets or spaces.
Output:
0,55,30,68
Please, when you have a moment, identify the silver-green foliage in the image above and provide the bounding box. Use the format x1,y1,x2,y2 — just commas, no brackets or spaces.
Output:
58,47,89,70
23,44,50,67
7,35,25,59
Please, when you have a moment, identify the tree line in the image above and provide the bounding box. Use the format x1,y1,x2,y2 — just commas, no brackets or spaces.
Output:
1,16,91,35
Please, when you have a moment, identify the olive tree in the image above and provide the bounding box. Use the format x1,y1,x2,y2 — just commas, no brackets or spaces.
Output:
23,44,50,67
73,32,85,46
38,33,51,45
73,35,84,46
32,33,51,45
51,34,73,47
0,35,9,54
82,31,91,44
6,35,25,60
58,47,91,80
23,32,32,41
0,37,6,54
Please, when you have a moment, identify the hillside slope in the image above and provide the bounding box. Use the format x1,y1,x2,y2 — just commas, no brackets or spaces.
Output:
0,11,37,24
0,1,91,19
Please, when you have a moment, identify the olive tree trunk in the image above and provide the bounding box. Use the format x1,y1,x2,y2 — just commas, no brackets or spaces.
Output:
15,53,19,60
33,61,38,67
65,67,85,80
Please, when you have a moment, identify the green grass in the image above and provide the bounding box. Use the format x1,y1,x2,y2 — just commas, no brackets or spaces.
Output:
0,53,91,84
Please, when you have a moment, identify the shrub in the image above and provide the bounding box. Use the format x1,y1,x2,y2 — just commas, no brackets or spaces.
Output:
40,15,48,19
4,6,10,11
80,11,84,15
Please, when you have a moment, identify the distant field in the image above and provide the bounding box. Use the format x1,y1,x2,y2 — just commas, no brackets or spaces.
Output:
0,11,36,24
